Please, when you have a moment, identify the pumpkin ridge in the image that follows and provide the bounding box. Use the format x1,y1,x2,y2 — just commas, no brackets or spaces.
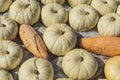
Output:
34,58,40,80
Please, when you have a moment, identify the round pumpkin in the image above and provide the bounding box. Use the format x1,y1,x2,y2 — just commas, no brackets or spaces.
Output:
41,0,65,5
0,0,12,12
57,78,73,80
104,56,120,80
91,0,117,16
67,0,92,7
9,0,40,25
0,40,23,70
97,13,120,37
0,16,18,40
69,4,99,31
43,23,77,56
19,58,54,80
41,3,68,27
0,69,14,80
62,49,98,80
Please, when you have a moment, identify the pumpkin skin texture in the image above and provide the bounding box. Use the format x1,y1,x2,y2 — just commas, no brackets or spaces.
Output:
0,40,23,70
41,0,65,5
67,0,92,7
62,49,98,80
97,13,120,37
0,0,12,12
69,4,99,31
91,0,117,16
9,0,40,25
0,69,14,80
104,56,120,80
0,16,18,40
41,3,68,27
43,23,77,56
57,78,73,80
19,58,54,80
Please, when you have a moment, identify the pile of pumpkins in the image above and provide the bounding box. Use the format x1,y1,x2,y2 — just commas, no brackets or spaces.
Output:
0,0,120,80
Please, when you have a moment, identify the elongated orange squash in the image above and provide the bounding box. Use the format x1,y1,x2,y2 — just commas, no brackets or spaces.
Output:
80,36,120,57
19,24,48,59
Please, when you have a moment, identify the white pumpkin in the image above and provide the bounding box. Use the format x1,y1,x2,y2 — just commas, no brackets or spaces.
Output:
0,69,14,80
67,0,92,7
9,0,40,25
0,0,12,12
0,16,18,40
104,56,120,80
41,0,65,5
57,78,73,80
69,4,99,31
43,23,77,56
0,40,23,70
41,3,68,27
62,49,98,80
117,5,120,14
91,0,117,16
97,13,120,37
19,58,54,80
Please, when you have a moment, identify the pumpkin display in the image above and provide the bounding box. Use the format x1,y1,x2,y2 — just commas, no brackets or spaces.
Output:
62,49,98,80
97,13,120,37
41,0,65,5
0,69,14,80
69,4,99,31
104,56,120,80
67,0,92,7
41,3,68,27
57,78,73,80
19,58,54,80
0,0,12,12
43,23,77,56
19,24,48,59
91,0,117,16
0,16,18,40
0,40,23,70
9,0,40,25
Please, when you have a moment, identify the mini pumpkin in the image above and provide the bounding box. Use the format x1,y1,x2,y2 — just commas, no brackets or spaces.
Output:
41,0,65,5
57,78,73,80
0,16,18,40
104,56,120,80
97,13,120,37
0,40,23,70
41,3,68,27
0,69,14,80
0,0,12,12
19,58,54,80
43,23,77,56
67,0,92,7
91,0,117,16
9,0,40,25
69,4,99,31
62,49,98,80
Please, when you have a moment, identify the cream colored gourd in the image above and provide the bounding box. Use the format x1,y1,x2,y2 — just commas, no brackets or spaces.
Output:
97,13,120,37
0,16,18,40
41,0,65,5
0,0,12,12
57,78,73,80
91,0,117,16
41,3,68,27
19,58,54,80
43,23,77,56
0,69,14,80
69,4,99,31
117,5,120,14
62,49,98,80
0,40,23,70
9,0,40,25
104,56,120,80
67,0,92,7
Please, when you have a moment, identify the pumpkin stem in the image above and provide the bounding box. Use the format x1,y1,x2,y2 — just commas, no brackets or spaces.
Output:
2,24,6,27
85,11,89,15
24,4,29,8
34,70,39,75
79,56,84,62
60,31,65,35
110,17,116,21
52,9,58,13
103,1,107,4
6,51,9,54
